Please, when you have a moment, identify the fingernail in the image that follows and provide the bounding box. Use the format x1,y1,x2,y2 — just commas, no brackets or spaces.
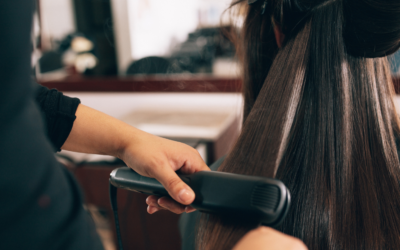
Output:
148,206,158,214
179,188,194,204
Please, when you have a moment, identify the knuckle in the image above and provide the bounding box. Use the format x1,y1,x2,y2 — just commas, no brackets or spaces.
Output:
166,177,182,190
192,147,200,154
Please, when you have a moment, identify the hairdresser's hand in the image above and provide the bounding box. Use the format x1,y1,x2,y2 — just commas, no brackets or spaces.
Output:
143,134,207,214
233,227,307,250
62,105,210,213
120,131,210,213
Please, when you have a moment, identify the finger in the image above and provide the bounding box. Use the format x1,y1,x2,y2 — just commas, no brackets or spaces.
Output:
146,195,160,206
158,196,186,214
146,196,167,212
178,152,210,175
147,206,160,214
151,164,195,205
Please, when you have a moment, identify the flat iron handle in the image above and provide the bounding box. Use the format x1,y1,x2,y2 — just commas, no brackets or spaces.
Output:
110,167,290,227
110,167,175,197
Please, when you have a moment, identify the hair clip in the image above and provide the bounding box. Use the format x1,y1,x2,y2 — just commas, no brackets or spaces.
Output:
248,0,268,15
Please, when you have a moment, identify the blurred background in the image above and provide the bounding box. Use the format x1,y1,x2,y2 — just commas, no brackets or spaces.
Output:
34,0,240,77
35,1,242,250
35,0,400,78
34,1,400,250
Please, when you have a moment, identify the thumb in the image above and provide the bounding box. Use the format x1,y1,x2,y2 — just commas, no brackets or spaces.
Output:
152,164,195,205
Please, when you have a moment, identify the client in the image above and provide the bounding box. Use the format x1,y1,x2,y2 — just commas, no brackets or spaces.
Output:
168,0,400,249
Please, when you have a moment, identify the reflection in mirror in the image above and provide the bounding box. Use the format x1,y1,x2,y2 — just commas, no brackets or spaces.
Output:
36,0,240,79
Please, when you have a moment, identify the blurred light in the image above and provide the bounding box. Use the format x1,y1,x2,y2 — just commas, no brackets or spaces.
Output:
75,53,98,73
128,0,199,60
71,37,94,53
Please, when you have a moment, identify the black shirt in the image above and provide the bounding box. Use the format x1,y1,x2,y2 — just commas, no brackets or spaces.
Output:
0,1,103,249
35,84,80,151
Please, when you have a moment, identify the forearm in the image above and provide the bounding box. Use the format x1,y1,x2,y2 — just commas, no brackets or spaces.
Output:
62,104,209,206
61,104,138,158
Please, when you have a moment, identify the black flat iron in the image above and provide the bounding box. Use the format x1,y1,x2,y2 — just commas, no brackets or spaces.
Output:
109,167,291,250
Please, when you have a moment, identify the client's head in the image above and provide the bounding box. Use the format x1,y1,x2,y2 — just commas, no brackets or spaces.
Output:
197,0,400,249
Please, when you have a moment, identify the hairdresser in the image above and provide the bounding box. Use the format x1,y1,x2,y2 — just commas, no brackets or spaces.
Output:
1,0,206,248
0,1,307,249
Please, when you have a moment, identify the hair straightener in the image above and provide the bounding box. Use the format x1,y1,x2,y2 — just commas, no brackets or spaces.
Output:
109,167,291,250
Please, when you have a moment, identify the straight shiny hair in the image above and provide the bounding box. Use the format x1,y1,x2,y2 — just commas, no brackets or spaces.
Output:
197,0,400,249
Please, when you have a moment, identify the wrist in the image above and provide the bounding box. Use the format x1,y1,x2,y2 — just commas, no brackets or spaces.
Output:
114,125,144,162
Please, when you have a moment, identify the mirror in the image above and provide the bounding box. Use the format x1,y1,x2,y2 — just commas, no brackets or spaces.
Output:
36,0,240,78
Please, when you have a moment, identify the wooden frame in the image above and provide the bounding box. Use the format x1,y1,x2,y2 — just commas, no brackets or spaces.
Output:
39,76,241,93
40,76,400,94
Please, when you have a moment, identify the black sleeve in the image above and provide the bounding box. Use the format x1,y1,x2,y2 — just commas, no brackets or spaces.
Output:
0,1,103,249
35,84,80,151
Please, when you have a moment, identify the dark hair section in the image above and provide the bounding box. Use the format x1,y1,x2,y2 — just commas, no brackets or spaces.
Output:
197,0,400,249
344,1,400,58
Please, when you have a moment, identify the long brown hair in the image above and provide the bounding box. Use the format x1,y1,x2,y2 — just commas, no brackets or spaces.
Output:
197,0,400,249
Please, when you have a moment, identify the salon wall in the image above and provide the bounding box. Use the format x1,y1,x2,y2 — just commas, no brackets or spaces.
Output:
64,92,243,122
112,0,233,74
39,0,76,49
39,0,236,75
